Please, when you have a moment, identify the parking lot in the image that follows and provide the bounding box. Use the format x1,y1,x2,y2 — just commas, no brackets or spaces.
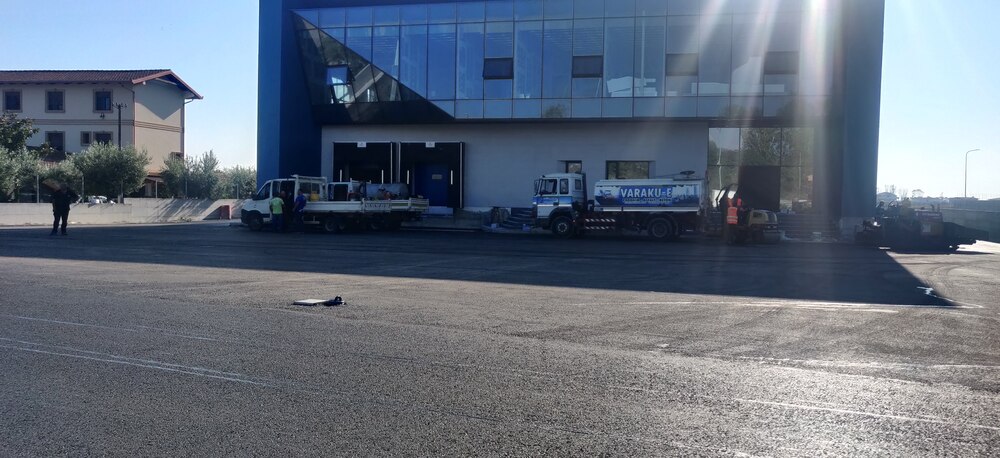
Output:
1,223,998,456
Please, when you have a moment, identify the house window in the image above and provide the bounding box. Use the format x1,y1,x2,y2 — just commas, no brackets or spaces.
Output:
482,58,514,80
3,90,21,111
80,132,92,147
45,132,65,152
571,56,603,78
565,161,582,174
606,161,650,179
94,90,112,111
46,90,65,112
94,132,113,144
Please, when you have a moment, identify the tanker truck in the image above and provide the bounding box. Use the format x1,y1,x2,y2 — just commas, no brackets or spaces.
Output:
531,172,705,241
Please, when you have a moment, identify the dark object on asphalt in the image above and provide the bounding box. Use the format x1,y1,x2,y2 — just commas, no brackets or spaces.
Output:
856,205,987,250
325,296,344,306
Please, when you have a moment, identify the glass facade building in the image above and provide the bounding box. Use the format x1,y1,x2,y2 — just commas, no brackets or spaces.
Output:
260,0,885,224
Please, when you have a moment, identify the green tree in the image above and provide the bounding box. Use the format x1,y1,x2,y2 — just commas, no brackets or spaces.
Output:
0,113,39,152
74,143,150,201
41,156,83,192
219,165,257,199
161,154,188,197
0,146,42,202
192,151,221,199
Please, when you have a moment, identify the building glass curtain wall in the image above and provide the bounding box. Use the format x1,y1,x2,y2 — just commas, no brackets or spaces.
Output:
264,0,884,223
290,0,833,121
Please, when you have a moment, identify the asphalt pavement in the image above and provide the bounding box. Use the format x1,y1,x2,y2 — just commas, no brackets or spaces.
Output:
1,223,998,456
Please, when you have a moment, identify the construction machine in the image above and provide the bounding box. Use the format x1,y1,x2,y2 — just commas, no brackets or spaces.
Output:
855,203,987,250
707,184,780,244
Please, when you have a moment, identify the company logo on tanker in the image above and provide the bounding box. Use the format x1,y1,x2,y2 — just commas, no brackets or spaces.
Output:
619,186,672,199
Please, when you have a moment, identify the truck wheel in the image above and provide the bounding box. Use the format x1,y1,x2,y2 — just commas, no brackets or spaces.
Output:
322,216,342,234
551,216,574,238
247,213,264,231
647,218,675,241
368,216,386,232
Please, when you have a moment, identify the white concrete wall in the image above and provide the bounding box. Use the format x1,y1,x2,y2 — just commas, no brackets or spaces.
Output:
134,81,184,171
322,121,708,209
0,199,247,226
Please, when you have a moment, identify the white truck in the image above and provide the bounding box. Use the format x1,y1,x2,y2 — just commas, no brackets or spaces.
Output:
241,175,392,233
327,181,430,230
531,172,705,241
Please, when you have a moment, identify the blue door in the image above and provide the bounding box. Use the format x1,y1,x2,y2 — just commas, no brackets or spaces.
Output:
415,164,449,207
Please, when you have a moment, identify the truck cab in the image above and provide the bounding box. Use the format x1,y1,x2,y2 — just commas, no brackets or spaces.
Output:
241,175,326,230
532,173,587,229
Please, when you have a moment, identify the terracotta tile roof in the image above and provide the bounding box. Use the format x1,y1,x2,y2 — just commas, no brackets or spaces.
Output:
0,70,203,99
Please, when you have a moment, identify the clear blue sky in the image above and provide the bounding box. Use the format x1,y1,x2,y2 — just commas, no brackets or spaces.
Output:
2,0,998,198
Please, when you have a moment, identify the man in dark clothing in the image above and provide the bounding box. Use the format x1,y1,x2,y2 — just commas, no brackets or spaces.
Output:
50,185,78,236
282,190,294,231
293,189,308,231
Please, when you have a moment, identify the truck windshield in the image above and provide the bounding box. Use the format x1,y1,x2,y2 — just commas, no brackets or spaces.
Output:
537,179,558,195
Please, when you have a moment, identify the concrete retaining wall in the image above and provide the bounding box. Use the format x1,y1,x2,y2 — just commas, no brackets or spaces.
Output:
0,199,248,226
941,209,1000,243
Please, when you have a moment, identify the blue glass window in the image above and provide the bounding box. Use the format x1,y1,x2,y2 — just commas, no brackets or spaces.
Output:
604,18,634,98
319,9,345,28
428,24,457,100
572,98,601,117
346,7,372,26
373,6,399,25
541,99,571,118
634,17,665,97
573,19,603,56
484,100,512,118
400,5,427,25
603,98,633,117
457,23,485,99
485,79,513,99
574,0,604,19
513,99,542,118
400,25,428,96
486,0,514,22
373,27,400,78
542,21,572,98
514,0,543,20
458,2,486,22
514,21,543,98
483,58,514,79
636,0,667,16
606,0,636,18
456,100,484,118
731,15,763,95
346,27,373,62
543,0,573,19
295,10,319,26
485,22,514,58
323,28,345,44
572,56,603,78
668,0,702,15
429,3,456,24
699,15,732,96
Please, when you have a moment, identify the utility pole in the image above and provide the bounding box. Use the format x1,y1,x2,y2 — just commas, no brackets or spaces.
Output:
113,102,128,204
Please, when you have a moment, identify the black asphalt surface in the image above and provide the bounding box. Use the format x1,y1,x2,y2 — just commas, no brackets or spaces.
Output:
1,223,998,456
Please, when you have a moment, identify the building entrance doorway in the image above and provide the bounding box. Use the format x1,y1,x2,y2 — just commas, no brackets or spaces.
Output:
332,142,394,183
400,142,464,209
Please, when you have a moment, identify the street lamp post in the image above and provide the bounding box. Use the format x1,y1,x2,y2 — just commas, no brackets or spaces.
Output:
964,149,981,198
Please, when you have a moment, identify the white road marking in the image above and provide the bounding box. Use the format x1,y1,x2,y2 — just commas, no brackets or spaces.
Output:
917,287,985,309
717,397,1000,432
0,342,272,387
2,314,223,342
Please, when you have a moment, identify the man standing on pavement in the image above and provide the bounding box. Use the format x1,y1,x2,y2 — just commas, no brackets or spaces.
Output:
270,191,285,232
293,189,307,231
50,184,78,236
